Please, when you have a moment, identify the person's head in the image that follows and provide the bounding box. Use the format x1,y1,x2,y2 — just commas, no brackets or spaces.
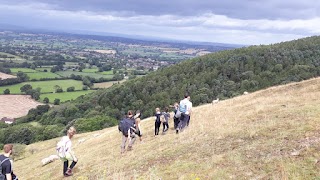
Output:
3,144,13,155
155,108,160,112
184,93,190,99
174,102,179,108
127,110,133,118
165,107,169,112
67,126,77,138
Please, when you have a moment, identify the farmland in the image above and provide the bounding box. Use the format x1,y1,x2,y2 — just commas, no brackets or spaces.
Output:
0,80,84,94
25,72,61,80
56,71,113,79
0,95,43,119
39,90,95,102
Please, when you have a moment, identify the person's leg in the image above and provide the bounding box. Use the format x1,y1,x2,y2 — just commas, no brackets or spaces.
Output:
155,121,158,135
187,116,190,126
156,121,160,135
166,121,169,130
176,114,184,133
69,161,77,169
128,134,136,150
63,160,68,175
181,114,189,130
162,122,166,132
120,135,127,153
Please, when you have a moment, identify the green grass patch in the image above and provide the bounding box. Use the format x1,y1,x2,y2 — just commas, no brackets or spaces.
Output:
26,72,61,80
56,71,113,79
98,70,113,75
40,90,95,102
35,67,52,72
10,68,37,73
82,68,99,73
0,80,84,94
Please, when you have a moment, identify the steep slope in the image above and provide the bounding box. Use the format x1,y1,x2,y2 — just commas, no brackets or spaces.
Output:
14,77,320,179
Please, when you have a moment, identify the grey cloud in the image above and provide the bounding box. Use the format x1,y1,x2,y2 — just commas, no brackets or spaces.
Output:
2,0,320,20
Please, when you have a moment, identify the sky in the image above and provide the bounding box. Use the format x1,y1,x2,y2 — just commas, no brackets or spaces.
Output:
0,0,320,45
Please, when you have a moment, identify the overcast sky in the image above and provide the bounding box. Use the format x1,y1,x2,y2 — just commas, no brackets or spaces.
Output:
1,0,320,45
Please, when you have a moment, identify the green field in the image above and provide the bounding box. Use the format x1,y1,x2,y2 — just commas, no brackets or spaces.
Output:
35,67,52,72
98,70,113,75
0,80,84,94
0,52,23,60
26,72,61,80
10,68,37,73
56,71,113,79
40,90,95,102
82,68,99,73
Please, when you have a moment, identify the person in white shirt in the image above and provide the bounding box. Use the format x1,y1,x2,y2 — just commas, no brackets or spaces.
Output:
60,126,78,177
186,96,193,126
176,93,192,133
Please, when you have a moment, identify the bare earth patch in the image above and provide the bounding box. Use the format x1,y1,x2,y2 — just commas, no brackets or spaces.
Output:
0,72,16,80
0,95,43,119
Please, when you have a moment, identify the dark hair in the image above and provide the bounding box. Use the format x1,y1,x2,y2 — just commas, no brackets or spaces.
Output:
165,107,169,112
184,92,190,98
127,110,133,116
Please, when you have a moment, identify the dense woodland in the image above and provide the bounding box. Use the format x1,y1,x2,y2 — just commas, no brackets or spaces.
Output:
1,36,320,145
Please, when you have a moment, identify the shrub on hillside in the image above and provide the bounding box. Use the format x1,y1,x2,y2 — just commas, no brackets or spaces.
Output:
74,115,117,133
54,98,60,105
3,88,10,94
67,86,75,92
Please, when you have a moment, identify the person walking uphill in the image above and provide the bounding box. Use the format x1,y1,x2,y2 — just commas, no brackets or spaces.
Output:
0,144,18,180
154,108,162,136
134,110,143,141
176,93,192,133
57,126,78,177
119,110,137,154
162,107,170,133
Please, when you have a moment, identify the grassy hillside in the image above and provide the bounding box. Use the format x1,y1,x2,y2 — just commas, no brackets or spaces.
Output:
14,77,320,179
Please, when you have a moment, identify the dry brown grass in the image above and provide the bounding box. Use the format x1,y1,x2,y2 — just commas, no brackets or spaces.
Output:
14,78,320,179
0,72,16,79
0,95,44,119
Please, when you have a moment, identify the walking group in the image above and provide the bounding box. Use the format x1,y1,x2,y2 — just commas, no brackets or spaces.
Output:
119,93,193,153
0,93,192,179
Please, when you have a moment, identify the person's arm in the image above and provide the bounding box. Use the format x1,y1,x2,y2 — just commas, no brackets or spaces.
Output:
6,173,12,180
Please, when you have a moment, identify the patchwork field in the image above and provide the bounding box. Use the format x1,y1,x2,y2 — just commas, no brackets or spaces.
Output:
25,72,61,80
0,80,84,94
0,95,43,119
56,70,114,79
39,90,95,102
10,68,37,73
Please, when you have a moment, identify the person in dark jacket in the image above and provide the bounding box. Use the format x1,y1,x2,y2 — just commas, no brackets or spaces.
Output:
0,144,18,180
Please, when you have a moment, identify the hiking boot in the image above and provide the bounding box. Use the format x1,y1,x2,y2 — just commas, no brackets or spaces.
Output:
176,129,179,134
65,168,72,176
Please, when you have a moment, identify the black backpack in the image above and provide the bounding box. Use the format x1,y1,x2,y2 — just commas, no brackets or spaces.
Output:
0,158,9,180
118,117,135,136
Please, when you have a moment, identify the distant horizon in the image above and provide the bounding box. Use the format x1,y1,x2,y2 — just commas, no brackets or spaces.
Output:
1,0,319,45
0,25,245,47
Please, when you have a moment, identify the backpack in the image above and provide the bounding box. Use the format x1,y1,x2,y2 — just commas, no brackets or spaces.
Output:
174,108,181,118
179,102,187,113
0,158,9,180
118,117,135,136
56,138,70,159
